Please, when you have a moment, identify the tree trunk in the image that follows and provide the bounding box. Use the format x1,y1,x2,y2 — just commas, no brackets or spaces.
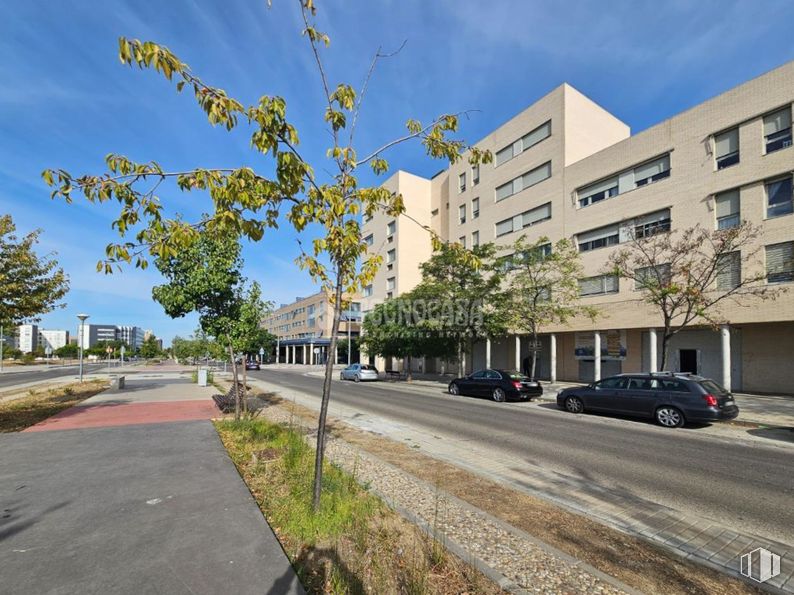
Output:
312,277,344,511
227,340,240,421
406,354,413,382
458,342,464,377
530,331,538,380
241,354,248,415
660,334,670,371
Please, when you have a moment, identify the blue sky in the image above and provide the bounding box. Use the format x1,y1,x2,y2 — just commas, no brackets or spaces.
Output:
2,0,793,346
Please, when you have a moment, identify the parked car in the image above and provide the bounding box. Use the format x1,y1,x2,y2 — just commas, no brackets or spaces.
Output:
245,361,260,371
556,372,739,427
340,363,379,382
448,369,542,402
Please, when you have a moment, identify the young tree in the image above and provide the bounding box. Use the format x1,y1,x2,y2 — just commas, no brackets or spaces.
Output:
151,232,248,417
0,214,69,368
501,236,595,379
43,2,489,509
606,222,782,370
55,343,79,359
412,243,505,375
139,336,162,359
360,293,457,381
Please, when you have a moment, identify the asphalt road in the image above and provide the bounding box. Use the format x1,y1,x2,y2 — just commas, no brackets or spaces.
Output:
251,368,794,545
0,363,108,389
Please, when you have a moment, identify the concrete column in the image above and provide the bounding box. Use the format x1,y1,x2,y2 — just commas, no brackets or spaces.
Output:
720,325,731,392
485,338,491,369
334,343,338,365
593,331,601,382
550,333,557,384
309,343,314,365
514,336,521,372
648,328,657,372
275,339,280,364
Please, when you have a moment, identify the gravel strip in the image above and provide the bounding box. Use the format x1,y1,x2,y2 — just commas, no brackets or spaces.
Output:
263,404,633,595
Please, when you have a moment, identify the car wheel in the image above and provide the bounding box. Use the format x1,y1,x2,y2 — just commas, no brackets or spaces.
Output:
354,375,360,383
492,387,506,402
448,382,459,395
565,396,584,414
656,406,685,428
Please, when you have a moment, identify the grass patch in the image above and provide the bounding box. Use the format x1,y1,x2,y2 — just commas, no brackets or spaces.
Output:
0,380,110,432
215,417,501,594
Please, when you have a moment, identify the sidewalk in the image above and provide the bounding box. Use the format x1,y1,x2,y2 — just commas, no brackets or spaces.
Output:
0,374,302,595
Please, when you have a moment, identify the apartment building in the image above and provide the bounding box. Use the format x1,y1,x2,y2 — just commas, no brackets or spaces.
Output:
361,61,794,394
16,324,38,353
263,291,362,364
39,329,69,351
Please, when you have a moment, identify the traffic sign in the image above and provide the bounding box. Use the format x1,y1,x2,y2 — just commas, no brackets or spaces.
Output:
259,347,265,356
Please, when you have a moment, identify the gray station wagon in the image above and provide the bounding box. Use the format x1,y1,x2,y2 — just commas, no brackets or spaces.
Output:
556,372,739,427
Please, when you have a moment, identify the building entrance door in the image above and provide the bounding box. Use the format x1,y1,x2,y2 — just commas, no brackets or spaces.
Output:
679,349,698,374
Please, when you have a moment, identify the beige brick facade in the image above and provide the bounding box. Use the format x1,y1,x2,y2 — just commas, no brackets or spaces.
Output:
361,61,794,393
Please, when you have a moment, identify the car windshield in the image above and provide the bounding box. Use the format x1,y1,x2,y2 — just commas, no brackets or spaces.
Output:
699,379,729,395
360,365,376,371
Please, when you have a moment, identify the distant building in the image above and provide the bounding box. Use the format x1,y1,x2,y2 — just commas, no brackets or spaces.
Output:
78,324,147,350
38,329,69,352
17,324,38,353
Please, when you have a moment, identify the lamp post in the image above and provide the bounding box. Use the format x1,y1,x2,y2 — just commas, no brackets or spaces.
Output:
77,313,89,382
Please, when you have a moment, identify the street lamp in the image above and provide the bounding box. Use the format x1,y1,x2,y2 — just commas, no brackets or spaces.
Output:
77,313,89,382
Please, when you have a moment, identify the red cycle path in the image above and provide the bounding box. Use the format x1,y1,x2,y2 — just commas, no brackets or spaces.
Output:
25,400,220,432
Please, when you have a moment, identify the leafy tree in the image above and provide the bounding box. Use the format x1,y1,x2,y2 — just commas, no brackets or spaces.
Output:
55,343,79,358
151,232,248,417
335,337,359,365
43,3,489,510
139,336,162,359
0,214,69,367
501,236,595,379
360,292,457,380
87,340,128,357
410,243,505,375
606,222,781,370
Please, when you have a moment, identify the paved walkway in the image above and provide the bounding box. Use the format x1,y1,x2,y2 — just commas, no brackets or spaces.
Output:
0,375,302,595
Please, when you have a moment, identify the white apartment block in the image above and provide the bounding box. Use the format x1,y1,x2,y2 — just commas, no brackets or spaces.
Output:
16,324,38,353
38,329,69,351
362,61,794,394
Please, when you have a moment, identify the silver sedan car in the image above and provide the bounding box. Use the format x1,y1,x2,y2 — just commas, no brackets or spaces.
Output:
339,363,379,382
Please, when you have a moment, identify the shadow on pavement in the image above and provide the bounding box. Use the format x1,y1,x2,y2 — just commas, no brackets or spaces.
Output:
746,426,794,444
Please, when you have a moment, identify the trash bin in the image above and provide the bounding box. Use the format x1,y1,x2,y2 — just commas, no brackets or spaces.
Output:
198,368,208,387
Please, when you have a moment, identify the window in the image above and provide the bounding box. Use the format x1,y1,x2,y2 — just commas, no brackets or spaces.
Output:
579,274,619,296
431,208,439,216
472,230,479,247
577,224,619,252
364,234,374,246
764,107,792,154
633,154,671,186
495,202,551,238
472,197,480,219
387,220,396,235
364,213,372,223
766,176,793,218
458,204,466,225
633,209,671,239
715,189,740,229
386,277,395,291
714,128,739,169
387,235,394,243
495,161,551,202
635,264,672,290
459,236,466,248
495,120,552,167
386,249,396,263
716,251,741,291
578,177,619,208
766,241,794,283
386,292,393,299
596,377,629,390
458,172,466,193
472,164,480,185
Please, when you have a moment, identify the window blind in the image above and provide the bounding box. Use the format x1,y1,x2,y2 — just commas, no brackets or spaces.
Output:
764,107,792,136
715,129,739,158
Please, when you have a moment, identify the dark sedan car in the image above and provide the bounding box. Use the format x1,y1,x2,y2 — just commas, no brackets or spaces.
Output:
448,369,542,402
556,372,739,427
245,361,260,371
